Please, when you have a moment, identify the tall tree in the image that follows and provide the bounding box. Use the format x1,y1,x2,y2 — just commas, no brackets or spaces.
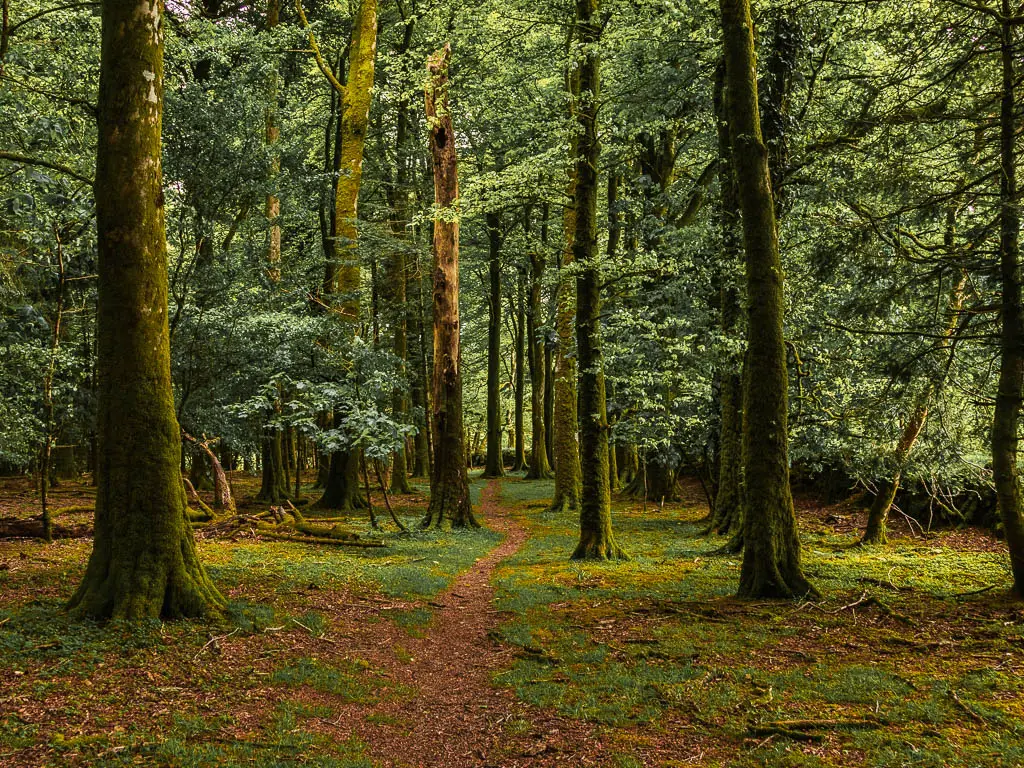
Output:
483,209,505,477
386,16,417,494
547,59,582,509
511,255,527,472
570,0,624,561
992,0,1024,595
301,0,379,510
68,0,224,620
719,0,814,598
526,244,552,480
421,44,478,529
709,58,743,544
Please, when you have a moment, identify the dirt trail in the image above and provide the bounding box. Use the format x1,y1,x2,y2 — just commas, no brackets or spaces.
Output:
322,480,604,767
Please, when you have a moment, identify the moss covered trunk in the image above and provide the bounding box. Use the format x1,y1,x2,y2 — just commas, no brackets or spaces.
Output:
421,45,477,530
710,57,743,539
264,0,281,282
720,0,813,598
387,87,415,494
992,3,1024,595
67,0,224,620
527,247,552,480
512,259,527,472
484,210,505,478
257,427,289,502
548,57,582,509
570,0,624,561
317,0,378,510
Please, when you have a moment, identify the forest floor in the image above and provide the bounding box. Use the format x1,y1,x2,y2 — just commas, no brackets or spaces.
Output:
1,471,1023,767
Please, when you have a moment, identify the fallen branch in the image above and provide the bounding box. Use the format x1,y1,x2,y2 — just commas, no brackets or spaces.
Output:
256,531,387,548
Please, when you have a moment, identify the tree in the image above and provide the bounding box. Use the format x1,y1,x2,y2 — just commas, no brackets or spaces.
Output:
719,0,814,598
67,0,224,620
991,0,1024,594
483,209,505,477
570,0,624,561
421,44,478,530
546,58,581,508
300,0,380,510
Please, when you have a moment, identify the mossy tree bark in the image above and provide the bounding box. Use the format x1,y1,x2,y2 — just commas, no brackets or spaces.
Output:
257,426,290,502
512,253,528,472
386,57,415,495
570,0,625,561
527,246,552,480
409,241,432,478
710,57,743,540
720,0,814,598
67,0,224,620
313,0,378,510
421,44,478,530
264,0,281,282
992,1,1024,595
483,210,505,478
547,57,582,509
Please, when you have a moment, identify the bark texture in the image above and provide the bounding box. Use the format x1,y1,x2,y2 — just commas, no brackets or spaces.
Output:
421,45,478,530
483,210,505,477
992,2,1024,595
317,0,378,510
547,59,582,509
720,0,814,598
68,0,224,620
570,0,624,561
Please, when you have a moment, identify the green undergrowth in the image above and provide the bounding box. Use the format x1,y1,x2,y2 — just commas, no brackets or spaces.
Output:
1,701,375,767
0,474,501,765
206,475,497,602
491,478,1024,766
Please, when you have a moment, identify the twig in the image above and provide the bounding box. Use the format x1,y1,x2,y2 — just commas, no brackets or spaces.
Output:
193,627,239,661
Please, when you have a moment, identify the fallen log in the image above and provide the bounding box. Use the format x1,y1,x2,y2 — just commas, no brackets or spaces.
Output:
0,516,91,539
256,531,387,548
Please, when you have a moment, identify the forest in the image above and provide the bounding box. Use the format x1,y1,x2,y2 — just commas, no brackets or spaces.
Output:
2,0,1024,763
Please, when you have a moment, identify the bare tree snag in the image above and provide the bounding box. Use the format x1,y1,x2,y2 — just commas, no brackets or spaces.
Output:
420,44,478,530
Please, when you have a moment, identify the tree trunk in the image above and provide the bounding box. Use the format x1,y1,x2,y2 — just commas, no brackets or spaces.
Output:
257,427,289,502
317,0,378,510
527,247,552,480
67,0,224,620
484,210,505,477
387,80,415,494
570,0,624,561
512,258,527,471
720,0,814,598
710,56,743,539
409,243,431,478
548,57,582,510
265,0,281,282
992,2,1024,595
421,45,478,530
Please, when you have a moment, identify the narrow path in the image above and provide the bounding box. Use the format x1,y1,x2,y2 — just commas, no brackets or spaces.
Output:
324,480,602,767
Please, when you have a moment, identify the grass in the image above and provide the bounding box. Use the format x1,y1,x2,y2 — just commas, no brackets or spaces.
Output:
0,472,493,767
2,472,1023,766
491,477,1024,765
